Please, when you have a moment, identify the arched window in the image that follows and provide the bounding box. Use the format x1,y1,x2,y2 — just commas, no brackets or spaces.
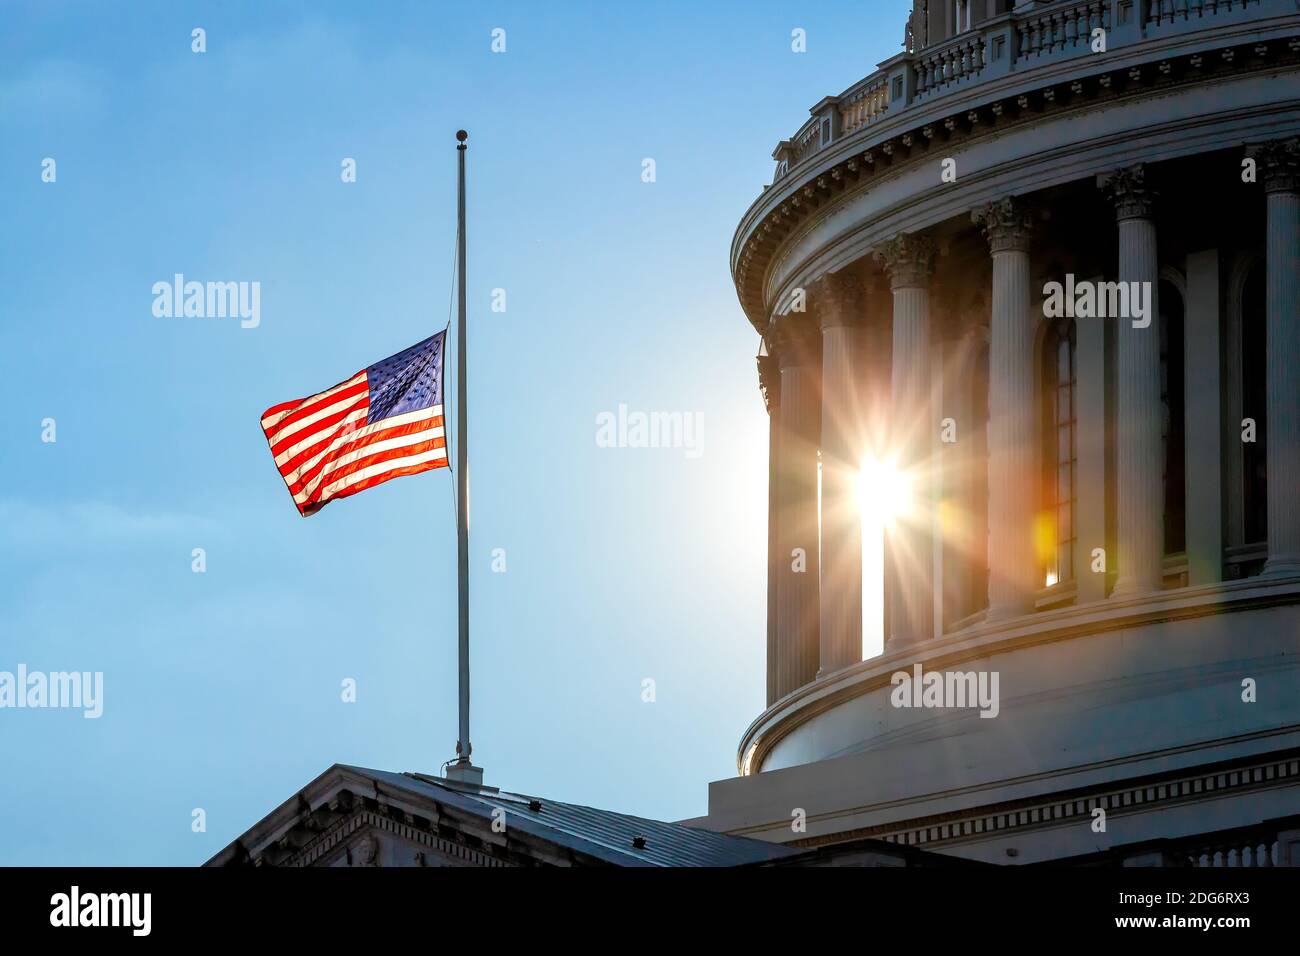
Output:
1159,278,1186,557
1042,319,1077,586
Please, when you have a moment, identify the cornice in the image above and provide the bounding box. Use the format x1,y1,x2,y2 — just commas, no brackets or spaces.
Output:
208,765,585,868
784,747,1300,856
731,21,1300,333
288,807,511,868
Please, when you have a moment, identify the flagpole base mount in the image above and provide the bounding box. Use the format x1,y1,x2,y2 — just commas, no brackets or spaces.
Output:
444,761,484,787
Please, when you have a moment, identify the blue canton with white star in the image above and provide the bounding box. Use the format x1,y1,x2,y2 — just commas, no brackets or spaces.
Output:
365,331,445,424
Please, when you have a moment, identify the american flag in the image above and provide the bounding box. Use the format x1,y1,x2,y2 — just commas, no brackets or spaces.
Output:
260,332,448,516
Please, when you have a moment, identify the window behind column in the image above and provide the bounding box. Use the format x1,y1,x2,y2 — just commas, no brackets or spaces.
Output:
1160,279,1186,559
1042,319,1077,587
972,340,990,611
1242,265,1268,548
1225,255,1267,580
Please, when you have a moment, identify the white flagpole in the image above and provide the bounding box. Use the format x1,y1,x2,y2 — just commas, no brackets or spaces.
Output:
447,129,482,786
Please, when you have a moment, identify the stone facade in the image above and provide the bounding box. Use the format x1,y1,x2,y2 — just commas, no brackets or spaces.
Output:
716,0,1300,865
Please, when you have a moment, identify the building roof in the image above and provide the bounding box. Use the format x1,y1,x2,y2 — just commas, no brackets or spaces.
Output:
349,766,797,867
206,763,801,867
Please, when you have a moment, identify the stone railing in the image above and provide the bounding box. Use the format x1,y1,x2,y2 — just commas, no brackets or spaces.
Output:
1187,840,1278,866
782,117,823,172
1014,0,1112,64
1178,814,1300,866
913,29,988,99
1148,0,1259,24
1110,812,1300,866
771,0,1271,181
840,73,891,136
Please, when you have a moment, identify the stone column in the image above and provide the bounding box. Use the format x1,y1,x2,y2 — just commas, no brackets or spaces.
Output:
1099,165,1164,596
973,197,1037,619
812,272,869,674
773,319,821,696
875,233,935,647
758,352,781,706
1251,139,1300,575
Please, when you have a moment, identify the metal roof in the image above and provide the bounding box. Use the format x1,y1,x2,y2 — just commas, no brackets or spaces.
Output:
347,765,798,867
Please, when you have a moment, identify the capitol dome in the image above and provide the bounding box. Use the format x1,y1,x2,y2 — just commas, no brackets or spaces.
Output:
705,0,1300,866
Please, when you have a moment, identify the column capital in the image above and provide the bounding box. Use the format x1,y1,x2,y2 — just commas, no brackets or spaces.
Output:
873,233,935,290
972,197,1035,253
1098,163,1156,221
1247,138,1300,195
756,353,780,413
771,317,822,370
809,272,867,330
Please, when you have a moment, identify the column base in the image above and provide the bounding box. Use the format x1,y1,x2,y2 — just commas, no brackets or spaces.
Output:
1110,576,1160,599
1261,555,1300,578
884,634,921,654
985,601,1031,624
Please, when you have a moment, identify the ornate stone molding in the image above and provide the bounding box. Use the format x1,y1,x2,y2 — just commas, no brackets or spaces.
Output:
733,22,1300,332
1098,163,1157,221
771,317,822,369
756,353,780,413
847,753,1300,856
809,271,867,330
288,808,510,868
873,233,935,290
972,197,1035,254
1247,137,1300,194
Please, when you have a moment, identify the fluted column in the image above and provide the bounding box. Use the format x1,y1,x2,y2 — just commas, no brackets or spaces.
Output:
1100,165,1164,596
973,198,1037,619
758,352,781,706
773,320,821,696
875,234,935,647
1252,139,1300,575
812,272,869,674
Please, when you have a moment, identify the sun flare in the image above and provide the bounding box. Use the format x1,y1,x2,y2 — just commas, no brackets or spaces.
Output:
856,454,911,529
857,454,910,660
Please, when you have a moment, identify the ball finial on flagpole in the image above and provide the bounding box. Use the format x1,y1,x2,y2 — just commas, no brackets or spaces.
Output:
456,129,468,143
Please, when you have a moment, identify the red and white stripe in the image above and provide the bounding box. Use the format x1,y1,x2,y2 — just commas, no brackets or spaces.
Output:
260,372,447,515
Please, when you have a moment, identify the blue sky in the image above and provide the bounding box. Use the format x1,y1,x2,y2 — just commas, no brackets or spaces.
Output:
0,0,905,864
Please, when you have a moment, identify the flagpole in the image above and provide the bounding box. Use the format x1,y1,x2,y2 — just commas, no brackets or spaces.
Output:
447,129,482,786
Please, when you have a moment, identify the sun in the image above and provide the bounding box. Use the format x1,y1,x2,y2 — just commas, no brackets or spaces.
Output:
857,453,911,660
856,454,911,529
